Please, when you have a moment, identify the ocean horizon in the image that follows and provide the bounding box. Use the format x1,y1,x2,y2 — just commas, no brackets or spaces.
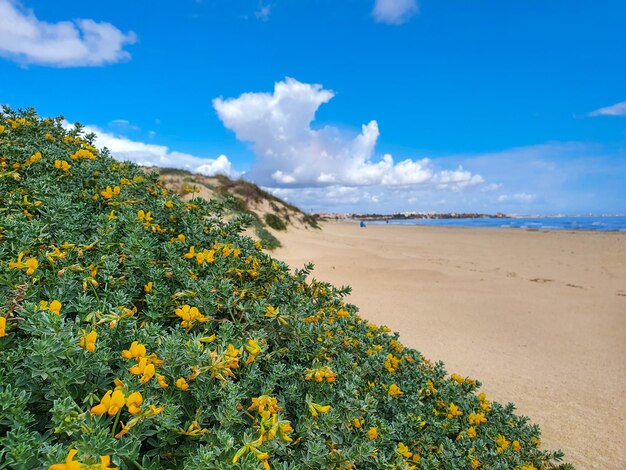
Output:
368,215,626,231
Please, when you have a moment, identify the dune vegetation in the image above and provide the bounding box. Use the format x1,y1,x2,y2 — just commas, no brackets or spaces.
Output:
0,107,571,469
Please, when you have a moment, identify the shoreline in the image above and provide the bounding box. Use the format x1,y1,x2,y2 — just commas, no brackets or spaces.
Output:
332,219,626,233
274,222,626,469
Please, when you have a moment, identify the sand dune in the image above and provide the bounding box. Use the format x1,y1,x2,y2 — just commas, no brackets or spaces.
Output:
274,222,626,469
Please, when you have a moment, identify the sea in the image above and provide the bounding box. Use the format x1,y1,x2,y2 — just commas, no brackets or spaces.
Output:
368,215,626,231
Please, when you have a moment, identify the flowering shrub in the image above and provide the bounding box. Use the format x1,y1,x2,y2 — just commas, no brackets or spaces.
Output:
0,107,572,469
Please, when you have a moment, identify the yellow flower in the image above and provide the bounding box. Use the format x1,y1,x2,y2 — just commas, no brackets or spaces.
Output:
49,300,62,315
0,317,6,337
512,440,521,452
146,404,165,416
195,249,215,265
471,458,481,469
91,389,126,416
468,412,487,426
518,465,537,470
277,420,293,442
144,282,153,293
69,148,96,160
447,402,463,418
98,455,119,470
265,305,279,318
122,341,147,360
40,299,62,315
307,401,331,417
129,357,155,384
368,426,378,440
175,304,208,331
396,442,413,458
244,338,261,365
0,125,4,133
9,252,38,275
384,353,400,373
54,160,71,172
175,377,189,390
100,186,120,200
388,383,404,398
164,199,174,208
49,448,81,470
78,330,97,352
156,374,169,388
126,391,143,415
496,434,510,453
137,210,153,223
467,426,477,439
451,373,465,384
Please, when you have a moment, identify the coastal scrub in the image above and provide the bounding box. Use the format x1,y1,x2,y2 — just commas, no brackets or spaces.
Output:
0,107,572,469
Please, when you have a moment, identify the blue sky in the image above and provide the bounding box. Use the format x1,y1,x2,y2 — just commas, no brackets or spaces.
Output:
1,0,625,214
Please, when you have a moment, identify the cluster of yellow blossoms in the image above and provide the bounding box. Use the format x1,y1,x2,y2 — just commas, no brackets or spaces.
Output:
384,353,400,373
6,117,31,129
122,341,164,385
40,299,62,315
100,186,120,200
54,159,71,172
396,442,421,468
232,396,293,470
304,366,337,383
70,149,96,161
91,388,141,417
183,245,215,265
175,304,209,331
23,151,42,167
78,330,98,352
388,383,404,398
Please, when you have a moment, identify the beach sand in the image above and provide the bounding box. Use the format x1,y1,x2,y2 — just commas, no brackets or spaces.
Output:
274,222,626,469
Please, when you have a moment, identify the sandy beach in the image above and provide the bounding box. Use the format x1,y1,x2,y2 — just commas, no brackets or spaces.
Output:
274,223,626,469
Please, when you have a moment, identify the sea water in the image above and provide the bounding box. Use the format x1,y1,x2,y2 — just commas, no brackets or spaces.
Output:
369,215,626,231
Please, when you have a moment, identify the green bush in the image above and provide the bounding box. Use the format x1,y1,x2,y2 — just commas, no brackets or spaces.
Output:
0,107,570,469
264,214,287,232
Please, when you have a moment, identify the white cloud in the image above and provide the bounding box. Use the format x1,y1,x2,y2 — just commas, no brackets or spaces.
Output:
588,101,626,117
372,0,419,25
213,78,483,191
497,193,537,204
481,183,502,192
255,3,271,21
64,122,238,178
0,0,136,67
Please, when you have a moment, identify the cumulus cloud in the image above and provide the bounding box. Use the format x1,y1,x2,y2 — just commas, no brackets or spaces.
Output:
213,78,483,191
64,122,238,178
588,101,626,117
0,0,136,67
372,0,419,25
